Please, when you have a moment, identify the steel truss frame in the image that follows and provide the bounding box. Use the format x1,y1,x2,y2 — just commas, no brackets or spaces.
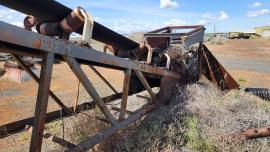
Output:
0,21,181,152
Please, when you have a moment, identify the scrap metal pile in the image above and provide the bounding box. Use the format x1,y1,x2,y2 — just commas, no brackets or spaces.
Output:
1,0,263,151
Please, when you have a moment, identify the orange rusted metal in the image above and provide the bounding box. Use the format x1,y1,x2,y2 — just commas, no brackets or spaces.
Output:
232,125,270,140
201,45,239,90
59,7,84,34
242,125,270,139
23,15,36,30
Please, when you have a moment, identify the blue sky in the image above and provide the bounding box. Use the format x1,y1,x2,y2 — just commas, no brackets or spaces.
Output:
0,0,270,33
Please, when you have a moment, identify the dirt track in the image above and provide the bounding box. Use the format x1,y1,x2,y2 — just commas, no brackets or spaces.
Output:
207,38,270,88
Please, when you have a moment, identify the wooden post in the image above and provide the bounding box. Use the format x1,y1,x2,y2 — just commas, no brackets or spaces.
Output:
30,52,55,152
134,70,158,102
64,56,117,125
119,69,131,121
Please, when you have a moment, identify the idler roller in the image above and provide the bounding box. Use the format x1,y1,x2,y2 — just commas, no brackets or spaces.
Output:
23,15,36,30
36,22,61,36
59,7,85,34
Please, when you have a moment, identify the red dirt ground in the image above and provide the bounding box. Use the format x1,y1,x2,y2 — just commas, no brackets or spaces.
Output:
0,64,124,124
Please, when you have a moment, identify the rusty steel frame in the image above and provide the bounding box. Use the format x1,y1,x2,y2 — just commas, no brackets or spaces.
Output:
134,70,158,102
144,25,205,50
201,45,239,90
64,56,118,125
144,26,204,38
0,21,182,151
30,52,55,152
0,2,239,151
27,126,76,149
119,69,131,121
68,104,157,152
0,22,180,79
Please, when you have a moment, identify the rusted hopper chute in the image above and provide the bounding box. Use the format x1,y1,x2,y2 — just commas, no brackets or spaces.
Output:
144,25,239,91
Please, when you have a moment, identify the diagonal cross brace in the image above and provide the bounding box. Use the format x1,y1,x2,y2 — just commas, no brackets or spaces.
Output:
64,56,117,125
12,55,68,109
88,65,118,94
134,70,158,102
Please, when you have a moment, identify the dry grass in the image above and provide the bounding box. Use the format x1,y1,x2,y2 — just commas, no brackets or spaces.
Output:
127,32,145,43
208,37,228,45
63,109,110,144
0,68,5,77
103,78,270,152
0,62,5,77
172,79,270,151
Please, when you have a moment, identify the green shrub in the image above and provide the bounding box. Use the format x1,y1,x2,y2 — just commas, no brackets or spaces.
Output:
238,77,247,83
185,116,217,152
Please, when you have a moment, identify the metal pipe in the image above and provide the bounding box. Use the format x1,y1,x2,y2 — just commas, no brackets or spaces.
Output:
245,88,270,101
242,125,270,139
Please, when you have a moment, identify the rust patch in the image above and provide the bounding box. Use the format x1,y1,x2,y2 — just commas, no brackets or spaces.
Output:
48,41,51,48
100,59,120,67
33,39,42,49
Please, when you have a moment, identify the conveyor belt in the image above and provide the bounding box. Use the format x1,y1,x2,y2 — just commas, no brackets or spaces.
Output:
0,0,139,50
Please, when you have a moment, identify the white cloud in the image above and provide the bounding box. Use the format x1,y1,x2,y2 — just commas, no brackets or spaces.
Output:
200,11,229,24
11,21,23,27
0,9,17,16
0,10,8,17
159,0,179,9
218,11,229,20
113,20,160,33
8,9,17,13
7,15,13,19
247,9,270,17
164,19,188,26
250,2,261,8
198,20,209,25
94,17,101,21
202,11,229,21
203,12,216,20
112,18,189,33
